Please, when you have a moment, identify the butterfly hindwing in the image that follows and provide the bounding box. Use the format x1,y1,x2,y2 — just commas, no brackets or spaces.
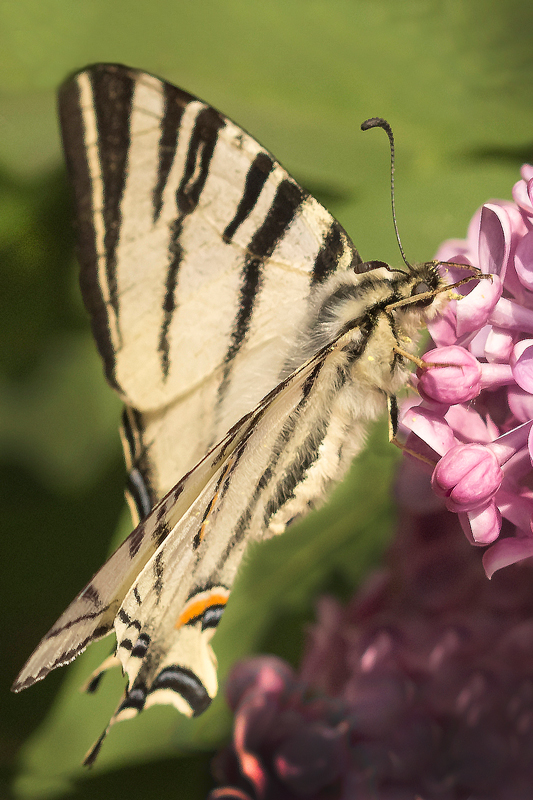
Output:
11,389,269,693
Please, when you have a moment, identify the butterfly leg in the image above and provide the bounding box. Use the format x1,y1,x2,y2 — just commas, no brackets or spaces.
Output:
393,345,456,371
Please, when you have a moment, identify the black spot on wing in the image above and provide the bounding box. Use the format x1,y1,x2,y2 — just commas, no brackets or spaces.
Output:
201,605,225,630
119,682,148,713
149,665,212,715
81,584,101,607
223,151,274,242
131,633,151,658
118,608,141,631
153,519,171,549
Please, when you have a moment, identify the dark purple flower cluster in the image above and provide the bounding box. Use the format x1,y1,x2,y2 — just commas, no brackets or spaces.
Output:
401,165,533,577
209,507,533,800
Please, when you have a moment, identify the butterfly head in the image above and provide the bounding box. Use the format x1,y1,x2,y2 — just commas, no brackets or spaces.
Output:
389,260,447,317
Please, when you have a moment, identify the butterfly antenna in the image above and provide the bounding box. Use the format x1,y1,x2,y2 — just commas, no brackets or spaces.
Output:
361,117,411,271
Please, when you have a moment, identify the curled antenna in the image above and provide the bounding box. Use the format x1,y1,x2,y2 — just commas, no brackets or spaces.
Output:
361,117,410,271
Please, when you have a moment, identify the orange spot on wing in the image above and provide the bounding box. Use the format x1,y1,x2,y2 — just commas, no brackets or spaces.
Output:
175,590,229,629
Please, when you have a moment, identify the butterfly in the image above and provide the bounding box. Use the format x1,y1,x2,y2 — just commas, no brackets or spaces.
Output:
12,63,472,764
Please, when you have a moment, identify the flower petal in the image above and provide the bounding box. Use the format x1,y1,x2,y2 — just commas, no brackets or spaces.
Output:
483,536,533,577
400,406,456,457
464,501,502,544
455,274,502,336
514,228,533,290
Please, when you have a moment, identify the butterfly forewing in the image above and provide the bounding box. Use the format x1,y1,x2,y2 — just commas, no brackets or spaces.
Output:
59,63,361,514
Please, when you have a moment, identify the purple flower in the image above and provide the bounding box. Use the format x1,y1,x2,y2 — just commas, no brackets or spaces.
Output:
210,501,533,799
402,164,533,575
210,657,350,800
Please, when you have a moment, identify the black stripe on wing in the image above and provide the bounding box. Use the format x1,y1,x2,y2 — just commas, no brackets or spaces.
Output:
121,407,156,521
150,665,212,715
214,357,328,570
312,220,361,285
59,65,135,394
223,151,274,242
90,67,134,332
152,82,193,223
159,106,226,378
217,179,307,404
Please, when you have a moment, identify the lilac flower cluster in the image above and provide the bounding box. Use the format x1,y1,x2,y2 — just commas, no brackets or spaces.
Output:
209,509,533,800
401,164,533,577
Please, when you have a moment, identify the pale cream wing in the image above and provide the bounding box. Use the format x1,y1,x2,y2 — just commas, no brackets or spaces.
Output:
58,64,361,518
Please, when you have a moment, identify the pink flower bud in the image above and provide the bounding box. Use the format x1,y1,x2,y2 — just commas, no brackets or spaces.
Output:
418,347,482,404
431,444,503,513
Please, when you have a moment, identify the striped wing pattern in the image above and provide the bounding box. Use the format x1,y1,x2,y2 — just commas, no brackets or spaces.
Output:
58,64,361,520
14,345,341,764
13,64,448,762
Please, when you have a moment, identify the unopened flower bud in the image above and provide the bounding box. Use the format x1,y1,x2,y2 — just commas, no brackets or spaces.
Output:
431,444,503,513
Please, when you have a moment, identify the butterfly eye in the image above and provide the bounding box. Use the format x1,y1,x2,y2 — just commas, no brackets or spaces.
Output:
411,281,433,307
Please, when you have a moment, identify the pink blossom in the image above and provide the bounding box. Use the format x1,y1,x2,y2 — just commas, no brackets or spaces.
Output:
404,165,533,575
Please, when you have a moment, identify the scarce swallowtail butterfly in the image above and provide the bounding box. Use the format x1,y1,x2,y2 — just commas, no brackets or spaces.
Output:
12,64,479,764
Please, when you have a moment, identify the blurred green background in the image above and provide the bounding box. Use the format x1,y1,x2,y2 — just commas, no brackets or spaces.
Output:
2,1,533,798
